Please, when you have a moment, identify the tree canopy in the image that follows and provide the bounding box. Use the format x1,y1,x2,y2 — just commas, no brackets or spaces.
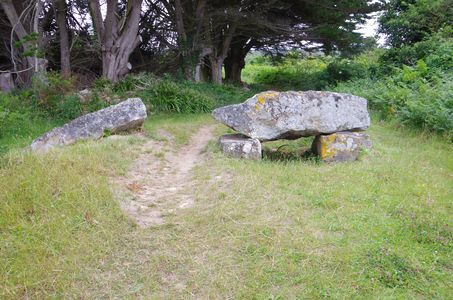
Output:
0,0,382,85
379,0,453,47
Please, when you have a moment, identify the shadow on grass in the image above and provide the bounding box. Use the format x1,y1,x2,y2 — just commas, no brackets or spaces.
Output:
262,144,321,163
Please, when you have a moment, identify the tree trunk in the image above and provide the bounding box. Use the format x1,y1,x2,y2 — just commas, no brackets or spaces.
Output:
102,46,135,83
210,57,223,84
88,0,142,83
53,0,71,77
225,37,256,84
224,59,243,84
204,16,238,85
1,0,47,85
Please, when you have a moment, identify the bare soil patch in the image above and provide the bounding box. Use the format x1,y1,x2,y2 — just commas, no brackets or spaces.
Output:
113,125,216,227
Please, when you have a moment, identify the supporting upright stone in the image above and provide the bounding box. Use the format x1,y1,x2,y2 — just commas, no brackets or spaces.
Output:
312,131,372,162
219,134,262,160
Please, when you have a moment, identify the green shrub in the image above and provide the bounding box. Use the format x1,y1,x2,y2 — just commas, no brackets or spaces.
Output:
379,31,453,70
324,59,368,83
117,73,253,113
0,108,30,138
143,79,214,113
113,75,141,93
334,70,453,137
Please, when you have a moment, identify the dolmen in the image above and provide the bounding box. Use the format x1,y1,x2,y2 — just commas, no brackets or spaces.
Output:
212,91,372,162
31,98,147,152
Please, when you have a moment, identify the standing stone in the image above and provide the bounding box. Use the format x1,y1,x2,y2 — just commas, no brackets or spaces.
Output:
212,91,370,141
312,131,372,162
219,134,262,160
31,98,147,152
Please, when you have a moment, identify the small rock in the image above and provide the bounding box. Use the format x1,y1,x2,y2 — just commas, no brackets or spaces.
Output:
219,134,262,160
212,91,370,141
31,98,147,152
78,89,92,103
312,131,372,162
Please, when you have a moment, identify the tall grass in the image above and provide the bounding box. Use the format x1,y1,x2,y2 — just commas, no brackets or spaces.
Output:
0,136,140,298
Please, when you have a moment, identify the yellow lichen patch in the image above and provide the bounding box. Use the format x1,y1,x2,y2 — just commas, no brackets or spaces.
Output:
320,134,337,159
256,91,279,107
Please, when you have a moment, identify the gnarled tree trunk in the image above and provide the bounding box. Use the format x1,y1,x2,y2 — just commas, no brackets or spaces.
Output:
88,0,142,83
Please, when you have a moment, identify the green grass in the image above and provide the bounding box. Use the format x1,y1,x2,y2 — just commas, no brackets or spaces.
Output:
0,117,61,155
0,135,144,298
242,55,330,91
1,115,451,298
144,113,215,146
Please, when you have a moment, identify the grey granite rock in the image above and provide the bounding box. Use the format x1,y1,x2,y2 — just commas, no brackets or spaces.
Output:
218,134,262,160
31,98,147,152
312,131,372,162
212,91,370,141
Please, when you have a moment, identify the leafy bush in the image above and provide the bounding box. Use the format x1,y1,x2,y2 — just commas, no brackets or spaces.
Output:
0,107,30,139
379,0,453,47
334,69,453,136
115,73,254,113
145,79,214,113
32,72,78,117
379,30,453,69
324,59,367,83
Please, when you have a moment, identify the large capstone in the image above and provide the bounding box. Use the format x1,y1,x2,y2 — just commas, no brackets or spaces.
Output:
312,131,372,162
31,98,147,152
218,134,262,160
212,91,370,141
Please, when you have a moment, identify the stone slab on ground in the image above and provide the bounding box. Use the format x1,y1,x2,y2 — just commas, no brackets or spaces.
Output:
212,91,370,141
31,98,147,152
312,131,372,162
219,134,262,160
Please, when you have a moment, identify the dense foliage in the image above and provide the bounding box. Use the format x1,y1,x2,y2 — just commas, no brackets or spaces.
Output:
379,0,453,47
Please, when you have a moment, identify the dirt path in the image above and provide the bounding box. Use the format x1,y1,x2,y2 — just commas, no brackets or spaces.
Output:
113,125,216,227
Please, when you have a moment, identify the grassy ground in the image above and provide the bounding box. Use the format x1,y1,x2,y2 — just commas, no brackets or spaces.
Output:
0,119,60,154
1,114,451,298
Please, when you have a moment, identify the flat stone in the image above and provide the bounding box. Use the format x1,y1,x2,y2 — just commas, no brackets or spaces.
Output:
31,98,147,152
212,91,370,141
219,134,262,160
312,131,372,162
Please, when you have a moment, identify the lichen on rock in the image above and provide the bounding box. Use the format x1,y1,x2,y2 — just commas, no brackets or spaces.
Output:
212,90,371,141
31,98,147,152
312,132,372,162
